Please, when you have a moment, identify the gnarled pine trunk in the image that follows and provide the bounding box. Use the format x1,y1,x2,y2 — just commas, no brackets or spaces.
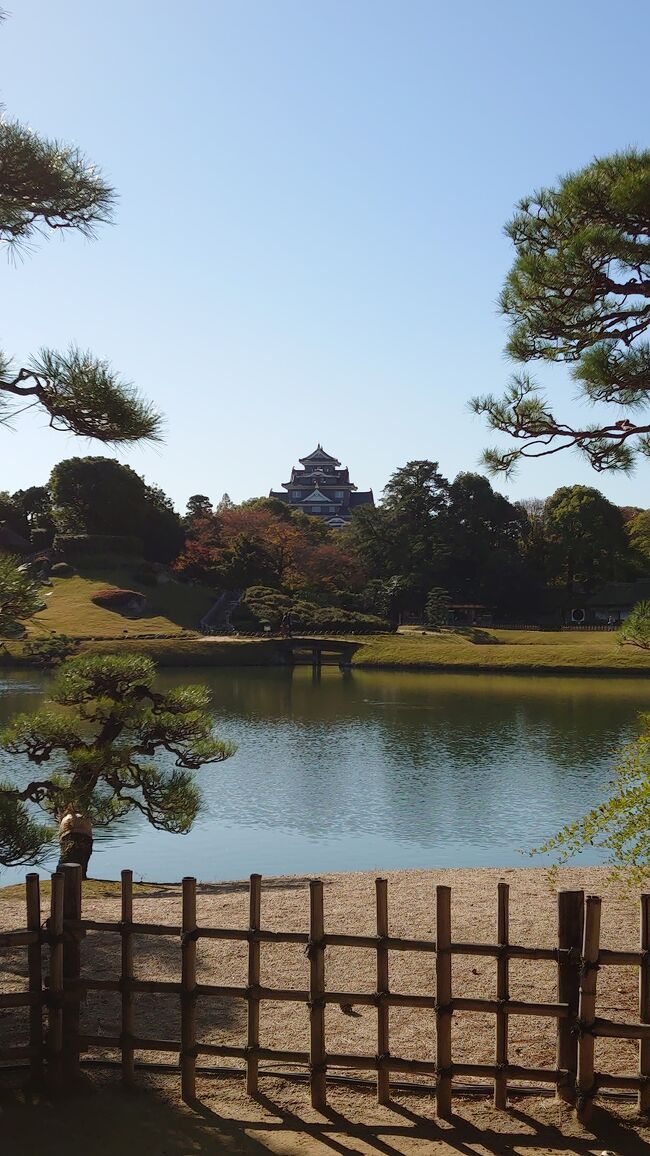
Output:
57,809,93,879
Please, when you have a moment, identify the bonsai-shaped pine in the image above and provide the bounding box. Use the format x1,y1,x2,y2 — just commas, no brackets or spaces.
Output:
618,601,650,650
472,151,650,474
0,653,236,875
533,723,650,884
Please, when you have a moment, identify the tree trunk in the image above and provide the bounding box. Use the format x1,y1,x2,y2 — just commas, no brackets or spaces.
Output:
57,814,93,879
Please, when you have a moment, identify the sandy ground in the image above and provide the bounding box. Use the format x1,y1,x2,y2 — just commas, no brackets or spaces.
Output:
3,866,650,1153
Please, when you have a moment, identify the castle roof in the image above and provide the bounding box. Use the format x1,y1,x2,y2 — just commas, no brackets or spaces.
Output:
303,488,331,503
299,444,341,467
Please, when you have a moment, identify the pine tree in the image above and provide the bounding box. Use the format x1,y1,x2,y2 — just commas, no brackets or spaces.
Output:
0,654,235,872
473,151,650,473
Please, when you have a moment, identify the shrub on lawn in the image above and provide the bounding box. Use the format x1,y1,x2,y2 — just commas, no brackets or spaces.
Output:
91,588,148,616
231,587,392,634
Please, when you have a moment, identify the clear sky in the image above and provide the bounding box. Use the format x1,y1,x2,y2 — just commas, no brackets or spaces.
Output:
2,0,649,512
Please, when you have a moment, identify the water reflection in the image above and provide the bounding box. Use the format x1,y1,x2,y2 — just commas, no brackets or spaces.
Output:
0,667,648,883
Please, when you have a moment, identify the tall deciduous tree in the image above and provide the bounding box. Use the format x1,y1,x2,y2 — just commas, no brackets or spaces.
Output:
543,485,630,593
628,510,650,568
0,654,235,871
472,151,650,473
49,457,184,562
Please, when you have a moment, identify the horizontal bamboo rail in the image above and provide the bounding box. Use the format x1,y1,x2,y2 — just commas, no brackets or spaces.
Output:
4,869,650,1119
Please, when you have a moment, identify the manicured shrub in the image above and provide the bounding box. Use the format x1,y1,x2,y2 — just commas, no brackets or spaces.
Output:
91,588,148,615
232,587,392,634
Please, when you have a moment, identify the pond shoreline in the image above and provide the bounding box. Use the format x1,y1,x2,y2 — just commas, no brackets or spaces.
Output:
2,630,650,676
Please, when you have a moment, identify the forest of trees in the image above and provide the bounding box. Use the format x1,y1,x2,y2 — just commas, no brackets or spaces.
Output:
2,452,649,627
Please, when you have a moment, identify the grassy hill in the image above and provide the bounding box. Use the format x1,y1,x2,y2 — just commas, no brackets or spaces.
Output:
26,568,215,639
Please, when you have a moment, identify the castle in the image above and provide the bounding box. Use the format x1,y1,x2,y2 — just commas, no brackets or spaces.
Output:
269,445,374,529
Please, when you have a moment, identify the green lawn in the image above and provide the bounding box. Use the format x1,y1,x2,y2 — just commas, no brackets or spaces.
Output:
25,569,215,639
352,627,650,673
5,575,650,674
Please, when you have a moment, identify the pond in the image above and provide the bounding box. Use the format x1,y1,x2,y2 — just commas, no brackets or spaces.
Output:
0,666,649,884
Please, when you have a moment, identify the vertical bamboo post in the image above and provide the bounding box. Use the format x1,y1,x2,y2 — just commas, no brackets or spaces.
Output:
181,876,197,1103
435,884,452,1118
62,863,82,1083
376,877,390,1105
121,869,135,1086
576,894,601,1125
47,872,64,1090
246,873,262,1096
639,894,650,1113
557,889,584,1104
25,873,43,1084
308,879,327,1111
494,881,509,1108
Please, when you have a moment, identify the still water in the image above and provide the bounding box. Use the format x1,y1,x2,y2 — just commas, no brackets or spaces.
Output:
1,666,649,883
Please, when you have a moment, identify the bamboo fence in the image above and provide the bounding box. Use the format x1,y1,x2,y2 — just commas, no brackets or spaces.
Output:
3,866,650,1123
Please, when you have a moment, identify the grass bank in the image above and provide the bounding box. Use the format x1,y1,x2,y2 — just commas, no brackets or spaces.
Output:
3,629,650,672
351,626,650,674
2,566,650,674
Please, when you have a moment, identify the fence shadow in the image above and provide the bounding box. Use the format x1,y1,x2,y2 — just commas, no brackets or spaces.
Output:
5,1076,650,1156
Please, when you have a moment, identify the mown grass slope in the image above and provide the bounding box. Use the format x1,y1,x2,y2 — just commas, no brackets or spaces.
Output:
26,569,214,638
352,627,650,673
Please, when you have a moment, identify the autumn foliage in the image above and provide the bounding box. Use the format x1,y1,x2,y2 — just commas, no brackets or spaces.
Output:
174,499,366,603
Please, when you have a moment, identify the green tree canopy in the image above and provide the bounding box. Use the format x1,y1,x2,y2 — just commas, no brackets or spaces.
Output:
49,457,184,562
472,151,650,473
185,495,214,523
544,485,630,593
628,510,650,567
0,653,236,871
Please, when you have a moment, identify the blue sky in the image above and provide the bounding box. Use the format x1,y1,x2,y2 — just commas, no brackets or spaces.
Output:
2,0,649,511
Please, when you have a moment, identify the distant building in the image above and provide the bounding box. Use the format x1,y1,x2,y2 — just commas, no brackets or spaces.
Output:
270,445,374,528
